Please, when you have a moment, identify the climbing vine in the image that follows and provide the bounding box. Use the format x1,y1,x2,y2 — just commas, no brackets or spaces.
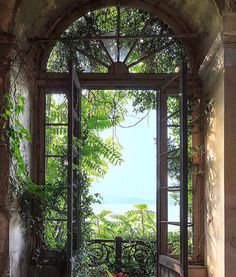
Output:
1,93,42,227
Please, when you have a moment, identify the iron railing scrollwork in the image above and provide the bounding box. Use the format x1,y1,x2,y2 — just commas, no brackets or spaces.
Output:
87,237,156,276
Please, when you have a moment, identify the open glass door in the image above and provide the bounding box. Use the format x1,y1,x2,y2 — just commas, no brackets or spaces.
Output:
67,60,82,276
156,62,189,276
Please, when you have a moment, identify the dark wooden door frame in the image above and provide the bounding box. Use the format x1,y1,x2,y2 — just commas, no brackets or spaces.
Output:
38,67,203,276
67,61,82,276
156,62,189,277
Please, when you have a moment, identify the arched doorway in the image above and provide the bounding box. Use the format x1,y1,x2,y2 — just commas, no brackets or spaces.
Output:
34,5,205,277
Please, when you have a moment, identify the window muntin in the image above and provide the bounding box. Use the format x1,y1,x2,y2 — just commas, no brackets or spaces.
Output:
43,93,68,250
47,6,184,74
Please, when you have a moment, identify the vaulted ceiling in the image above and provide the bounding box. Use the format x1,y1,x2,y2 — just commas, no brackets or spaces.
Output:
0,0,224,35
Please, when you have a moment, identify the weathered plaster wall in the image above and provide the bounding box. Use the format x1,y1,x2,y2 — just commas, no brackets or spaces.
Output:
12,67,33,173
0,36,15,277
0,65,33,277
0,77,10,277
161,0,221,62
201,45,224,277
9,214,28,277
0,0,18,32
8,67,36,277
13,0,220,37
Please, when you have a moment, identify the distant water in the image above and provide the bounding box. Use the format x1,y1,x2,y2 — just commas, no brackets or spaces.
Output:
90,103,180,232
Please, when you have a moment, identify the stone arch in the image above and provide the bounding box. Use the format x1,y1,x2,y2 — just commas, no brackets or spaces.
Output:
39,1,198,70
10,0,222,72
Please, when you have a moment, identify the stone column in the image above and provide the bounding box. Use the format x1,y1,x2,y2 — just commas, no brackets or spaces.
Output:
0,32,15,277
200,33,236,277
199,33,224,277
223,40,236,277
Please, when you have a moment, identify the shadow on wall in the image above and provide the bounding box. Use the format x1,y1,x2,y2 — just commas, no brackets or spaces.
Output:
205,91,224,277
9,213,28,277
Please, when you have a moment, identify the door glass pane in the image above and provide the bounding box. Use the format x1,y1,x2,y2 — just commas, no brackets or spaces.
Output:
168,225,180,256
45,126,68,155
46,94,68,124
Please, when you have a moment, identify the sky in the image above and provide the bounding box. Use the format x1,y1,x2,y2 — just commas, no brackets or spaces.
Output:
90,96,179,226
91,107,156,213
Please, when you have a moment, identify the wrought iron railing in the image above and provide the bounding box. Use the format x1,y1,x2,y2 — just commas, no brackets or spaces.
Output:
87,237,156,276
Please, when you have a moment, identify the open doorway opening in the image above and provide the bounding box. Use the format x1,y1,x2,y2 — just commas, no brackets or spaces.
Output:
43,88,158,275
85,89,157,276
41,74,192,277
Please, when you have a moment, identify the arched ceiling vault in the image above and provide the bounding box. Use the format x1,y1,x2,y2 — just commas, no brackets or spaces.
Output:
1,0,234,70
